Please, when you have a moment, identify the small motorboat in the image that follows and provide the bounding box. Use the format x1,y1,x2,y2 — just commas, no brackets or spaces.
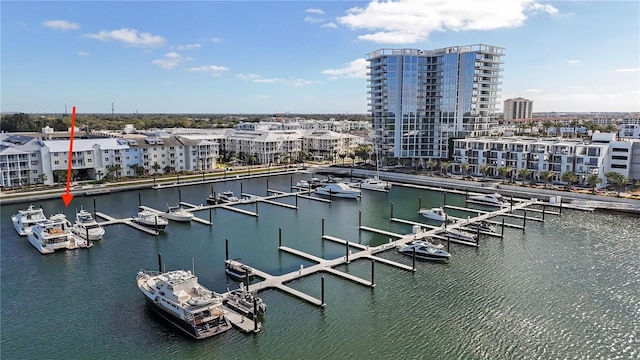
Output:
347,177,391,192
315,182,361,199
396,240,451,261
225,259,254,281
467,193,510,206
164,204,194,222
132,208,168,231
207,190,240,204
465,220,497,233
444,229,478,243
223,282,266,321
418,207,454,223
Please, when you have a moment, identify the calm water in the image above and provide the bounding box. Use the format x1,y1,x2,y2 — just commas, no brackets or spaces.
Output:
1,175,639,359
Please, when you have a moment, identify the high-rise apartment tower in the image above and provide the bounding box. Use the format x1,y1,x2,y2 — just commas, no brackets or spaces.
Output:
367,44,504,161
503,97,533,120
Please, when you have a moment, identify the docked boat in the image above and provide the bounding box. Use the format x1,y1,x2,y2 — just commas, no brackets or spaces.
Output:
465,220,497,233
206,190,240,204
164,204,194,222
136,269,232,339
27,214,90,254
418,207,454,223
315,182,361,199
396,240,451,261
348,177,391,192
444,229,478,243
223,283,266,321
11,204,47,236
132,208,168,231
72,207,105,241
225,259,254,281
295,177,323,188
468,193,510,206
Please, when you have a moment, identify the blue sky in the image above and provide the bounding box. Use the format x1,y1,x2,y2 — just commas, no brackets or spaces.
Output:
2,1,638,114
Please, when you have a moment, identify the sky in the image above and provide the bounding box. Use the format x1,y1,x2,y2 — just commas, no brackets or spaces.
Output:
1,0,639,114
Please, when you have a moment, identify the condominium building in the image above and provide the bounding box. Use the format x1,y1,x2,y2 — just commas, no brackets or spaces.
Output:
367,44,504,162
452,132,639,184
503,97,533,121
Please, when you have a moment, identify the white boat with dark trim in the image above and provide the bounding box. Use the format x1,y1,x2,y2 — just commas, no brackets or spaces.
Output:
465,220,497,233
164,204,194,222
72,207,105,241
295,177,323,188
315,182,361,199
348,177,391,192
206,190,240,204
223,283,266,321
396,240,451,261
468,193,510,206
418,207,454,223
225,259,254,281
445,229,478,243
26,214,91,254
136,269,232,339
133,209,168,231
11,204,47,236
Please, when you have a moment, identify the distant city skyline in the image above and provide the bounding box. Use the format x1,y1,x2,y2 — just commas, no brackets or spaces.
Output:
2,1,638,114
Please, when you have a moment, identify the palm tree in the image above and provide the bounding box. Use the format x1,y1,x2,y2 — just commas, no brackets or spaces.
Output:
347,152,356,166
479,164,491,180
338,152,347,166
604,172,630,197
427,160,438,176
586,173,601,193
37,173,48,189
517,168,533,186
152,162,161,175
460,162,471,177
440,161,452,177
537,170,554,188
496,166,513,183
560,171,579,190
53,170,66,184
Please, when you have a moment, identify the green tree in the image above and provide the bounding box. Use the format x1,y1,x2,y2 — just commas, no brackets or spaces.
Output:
338,152,347,166
479,164,491,180
517,168,533,186
604,172,630,197
53,170,67,184
560,171,579,190
460,162,471,177
152,162,161,174
440,161,452,177
586,173,601,193
347,152,356,166
537,170,554,188
497,166,513,183
427,160,438,176
37,174,48,189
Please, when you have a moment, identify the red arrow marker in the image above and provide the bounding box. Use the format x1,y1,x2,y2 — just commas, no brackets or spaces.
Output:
61,106,76,207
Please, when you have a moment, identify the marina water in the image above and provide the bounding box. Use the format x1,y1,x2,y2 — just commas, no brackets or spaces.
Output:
1,174,638,359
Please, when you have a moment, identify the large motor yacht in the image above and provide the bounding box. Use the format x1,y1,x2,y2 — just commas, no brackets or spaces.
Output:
12,204,47,236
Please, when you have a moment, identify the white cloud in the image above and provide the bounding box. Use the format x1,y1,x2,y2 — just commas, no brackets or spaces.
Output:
77,51,90,56
253,78,283,84
85,28,166,47
188,65,230,72
615,68,638,72
43,20,79,31
305,16,325,23
566,59,581,64
152,52,193,69
175,43,201,50
237,73,261,80
337,0,559,44
322,58,368,79
321,23,338,29
211,37,222,43
306,8,325,15
246,76,319,87
525,88,542,93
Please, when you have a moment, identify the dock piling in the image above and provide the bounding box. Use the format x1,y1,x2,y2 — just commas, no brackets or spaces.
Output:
295,193,298,209
225,238,229,260
179,189,182,203
321,218,325,237
209,208,212,226
138,193,141,207
321,276,326,307
157,252,162,273
412,247,416,271
542,205,546,221
418,196,422,209
443,192,447,206
358,210,362,227
523,210,527,232
371,260,375,287
240,182,243,194
253,298,259,331
346,241,349,264
279,227,282,247
390,203,394,218
93,198,96,216
255,201,258,215
446,235,450,253
501,219,505,238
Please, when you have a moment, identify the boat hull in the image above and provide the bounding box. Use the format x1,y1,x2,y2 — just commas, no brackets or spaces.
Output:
164,214,193,222
143,297,230,340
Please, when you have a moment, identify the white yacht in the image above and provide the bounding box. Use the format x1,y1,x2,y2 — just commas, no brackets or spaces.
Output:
315,182,361,199
132,209,168,231
468,193,510,206
295,178,323,188
396,240,451,261
11,204,47,236
444,229,478,243
206,190,240,204
164,204,194,222
348,177,391,192
418,207,454,223
136,269,232,339
26,214,90,254
72,207,105,241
